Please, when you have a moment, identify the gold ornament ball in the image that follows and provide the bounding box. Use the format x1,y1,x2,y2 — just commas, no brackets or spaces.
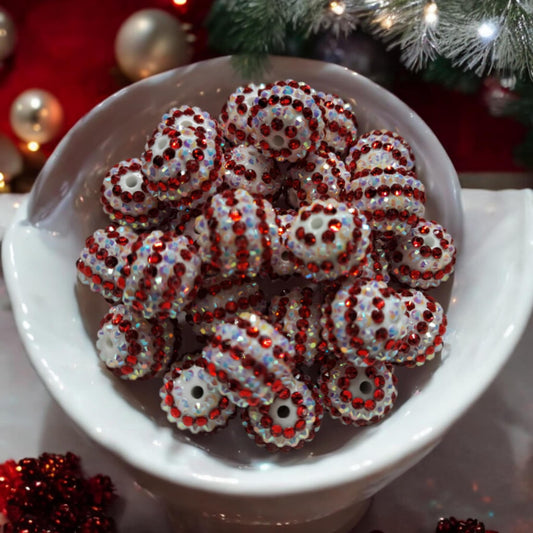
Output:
115,9,192,82
10,89,64,144
0,7,16,61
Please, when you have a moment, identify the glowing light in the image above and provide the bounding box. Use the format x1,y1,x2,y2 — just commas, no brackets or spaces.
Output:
0,172,6,190
423,2,439,26
173,0,187,5
329,1,346,15
376,13,395,30
27,141,40,152
478,21,498,40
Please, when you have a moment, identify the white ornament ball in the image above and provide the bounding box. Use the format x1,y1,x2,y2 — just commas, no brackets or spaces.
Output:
10,89,64,144
115,9,192,81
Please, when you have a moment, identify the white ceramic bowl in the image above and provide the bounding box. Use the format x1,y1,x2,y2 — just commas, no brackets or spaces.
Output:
4,56,531,533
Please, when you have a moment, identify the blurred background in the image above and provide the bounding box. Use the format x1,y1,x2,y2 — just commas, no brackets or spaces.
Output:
1,0,532,192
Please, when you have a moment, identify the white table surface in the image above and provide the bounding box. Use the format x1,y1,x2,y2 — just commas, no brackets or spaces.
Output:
1,189,532,533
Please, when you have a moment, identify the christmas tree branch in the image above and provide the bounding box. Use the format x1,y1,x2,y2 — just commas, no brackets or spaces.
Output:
206,0,533,80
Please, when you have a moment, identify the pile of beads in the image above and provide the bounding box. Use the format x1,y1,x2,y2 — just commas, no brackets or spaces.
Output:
76,79,456,452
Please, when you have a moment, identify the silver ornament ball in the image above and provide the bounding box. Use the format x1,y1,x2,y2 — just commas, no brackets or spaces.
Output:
10,89,64,144
0,8,16,61
115,9,192,81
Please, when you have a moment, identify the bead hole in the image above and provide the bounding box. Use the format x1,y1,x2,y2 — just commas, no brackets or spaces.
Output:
359,381,372,395
157,138,168,150
191,385,204,399
106,337,114,348
272,134,284,148
277,405,290,419
311,217,323,230
281,251,290,262
124,174,140,189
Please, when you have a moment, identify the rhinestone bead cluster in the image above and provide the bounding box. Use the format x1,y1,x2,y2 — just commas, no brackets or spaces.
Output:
76,79,456,451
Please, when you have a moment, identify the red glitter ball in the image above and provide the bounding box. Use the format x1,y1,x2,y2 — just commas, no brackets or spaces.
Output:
1,453,116,533
436,517,494,533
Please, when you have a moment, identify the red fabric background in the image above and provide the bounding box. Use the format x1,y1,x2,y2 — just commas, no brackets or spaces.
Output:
0,0,526,172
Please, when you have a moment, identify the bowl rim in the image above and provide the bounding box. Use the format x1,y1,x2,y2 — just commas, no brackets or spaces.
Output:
7,55,528,498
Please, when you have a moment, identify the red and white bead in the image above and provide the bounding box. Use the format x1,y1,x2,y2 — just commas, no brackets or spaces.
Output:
100,158,171,230
96,304,177,380
286,199,371,281
76,224,139,303
285,149,351,208
241,372,323,451
346,170,426,237
345,129,416,176
182,275,266,337
395,289,447,366
222,143,282,201
160,356,237,433
320,279,409,365
142,116,223,208
320,359,397,426
157,105,220,141
219,83,264,145
201,312,294,407
194,188,280,277
315,90,358,157
249,81,325,162
123,231,202,320
387,218,456,289
269,286,327,367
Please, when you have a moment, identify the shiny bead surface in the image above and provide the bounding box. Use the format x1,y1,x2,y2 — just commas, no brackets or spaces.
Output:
183,275,266,337
100,157,171,230
320,278,410,365
160,356,237,433
242,372,323,451
219,83,264,145
286,199,371,281
394,289,447,366
222,143,282,201
194,188,280,278
387,218,456,289
320,359,397,426
315,90,358,157
123,231,202,320
285,149,351,208
97,304,176,380
346,129,416,175
269,285,327,367
346,170,426,237
142,107,223,208
250,81,325,162
201,312,294,408
76,225,139,303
